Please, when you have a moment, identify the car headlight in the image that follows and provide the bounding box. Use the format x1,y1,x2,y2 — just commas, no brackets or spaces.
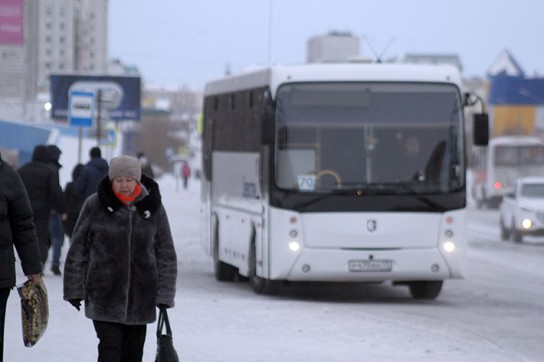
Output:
521,219,532,229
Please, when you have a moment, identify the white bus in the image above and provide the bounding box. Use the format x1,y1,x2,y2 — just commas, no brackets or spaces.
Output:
200,63,488,299
472,136,544,208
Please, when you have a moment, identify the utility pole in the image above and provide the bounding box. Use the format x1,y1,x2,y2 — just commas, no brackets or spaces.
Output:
96,89,101,145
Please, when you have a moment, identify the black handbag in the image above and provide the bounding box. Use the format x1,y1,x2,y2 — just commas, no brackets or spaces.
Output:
155,307,180,362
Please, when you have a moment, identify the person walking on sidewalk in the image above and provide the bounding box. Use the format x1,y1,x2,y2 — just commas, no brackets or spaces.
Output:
75,147,109,201
64,155,177,362
46,145,68,276
182,162,191,189
63,163,84,242
0,152,43,361
137,152,154,179
18,145,66,271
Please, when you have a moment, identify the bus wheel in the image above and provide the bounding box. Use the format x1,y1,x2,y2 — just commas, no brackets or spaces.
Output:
500,217,510,241
212,226,236,281
408,281,443,300
248,243,279,295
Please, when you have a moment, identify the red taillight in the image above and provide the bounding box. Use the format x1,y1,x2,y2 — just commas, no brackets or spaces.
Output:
493,181,502,190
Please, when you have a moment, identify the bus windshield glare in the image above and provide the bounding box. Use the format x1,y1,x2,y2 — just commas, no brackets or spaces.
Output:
274,82,465,194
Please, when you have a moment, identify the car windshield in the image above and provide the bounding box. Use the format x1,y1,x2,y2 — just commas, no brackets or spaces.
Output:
274,82,465,194
520,183,544,198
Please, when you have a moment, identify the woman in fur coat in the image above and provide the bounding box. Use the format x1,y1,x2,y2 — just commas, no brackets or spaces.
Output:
63,155,177,362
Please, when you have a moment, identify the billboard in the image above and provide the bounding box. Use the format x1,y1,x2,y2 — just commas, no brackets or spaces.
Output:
50,74,141,121
0,0,23,45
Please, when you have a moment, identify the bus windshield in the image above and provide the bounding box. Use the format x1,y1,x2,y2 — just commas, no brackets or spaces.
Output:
274,82,465,194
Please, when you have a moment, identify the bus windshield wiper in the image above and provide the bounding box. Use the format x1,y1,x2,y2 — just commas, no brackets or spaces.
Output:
387,183,442,209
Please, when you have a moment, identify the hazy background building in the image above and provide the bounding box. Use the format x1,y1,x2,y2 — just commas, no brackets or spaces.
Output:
306,31,360,63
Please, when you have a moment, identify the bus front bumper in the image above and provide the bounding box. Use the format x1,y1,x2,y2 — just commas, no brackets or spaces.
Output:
271,247,464,282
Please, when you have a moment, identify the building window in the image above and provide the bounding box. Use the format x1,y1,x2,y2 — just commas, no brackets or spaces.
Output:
249,91,254,108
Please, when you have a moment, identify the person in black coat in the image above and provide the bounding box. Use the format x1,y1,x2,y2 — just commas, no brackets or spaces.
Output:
137,152,154,179
18,145,66,269
47,145,67,275
63,163,84,239
75,147,109,200
64,155,177,362
0,152,42,360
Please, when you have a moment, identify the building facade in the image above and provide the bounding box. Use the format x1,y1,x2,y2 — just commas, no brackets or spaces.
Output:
0,0,108,122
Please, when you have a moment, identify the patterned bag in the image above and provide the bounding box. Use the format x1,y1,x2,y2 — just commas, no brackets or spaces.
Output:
17,278,49,347
155,307,180,362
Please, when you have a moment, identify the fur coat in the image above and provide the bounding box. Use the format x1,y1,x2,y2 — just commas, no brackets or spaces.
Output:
63,174,177,325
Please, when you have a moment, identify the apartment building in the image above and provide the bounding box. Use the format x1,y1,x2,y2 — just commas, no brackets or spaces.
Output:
0,0,108,121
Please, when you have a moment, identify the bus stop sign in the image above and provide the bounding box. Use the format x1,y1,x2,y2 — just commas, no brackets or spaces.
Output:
68,91,95,128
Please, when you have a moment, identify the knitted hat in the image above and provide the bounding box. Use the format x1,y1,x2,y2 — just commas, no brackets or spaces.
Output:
108,155,141,182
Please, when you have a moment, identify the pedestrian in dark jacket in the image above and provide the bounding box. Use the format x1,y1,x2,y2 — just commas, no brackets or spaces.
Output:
137,152,154,179
63,163,84,239
75,147,109,200
47,145,67,275
64,155,177,362
18,145,66,269
0,152,43,361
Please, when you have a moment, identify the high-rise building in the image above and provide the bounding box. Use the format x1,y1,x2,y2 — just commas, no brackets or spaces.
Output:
74,0,108,74
0,0,109,121
35,0,76,91
306,31,360,64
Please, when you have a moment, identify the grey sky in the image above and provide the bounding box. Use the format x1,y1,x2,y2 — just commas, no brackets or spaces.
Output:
109,0,544,89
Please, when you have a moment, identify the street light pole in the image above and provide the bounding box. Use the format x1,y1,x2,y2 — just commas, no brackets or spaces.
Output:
96,89,101,145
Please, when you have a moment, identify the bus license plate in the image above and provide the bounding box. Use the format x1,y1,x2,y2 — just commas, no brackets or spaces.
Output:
348,260,392,272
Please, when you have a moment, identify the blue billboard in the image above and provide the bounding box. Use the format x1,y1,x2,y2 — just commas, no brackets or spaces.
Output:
50,74,141,121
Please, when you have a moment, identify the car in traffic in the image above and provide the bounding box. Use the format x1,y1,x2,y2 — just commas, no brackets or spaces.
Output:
499,177,544,242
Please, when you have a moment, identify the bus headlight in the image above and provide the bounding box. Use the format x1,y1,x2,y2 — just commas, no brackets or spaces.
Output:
289,241,300,252
521,219,532,229
443,241,456,252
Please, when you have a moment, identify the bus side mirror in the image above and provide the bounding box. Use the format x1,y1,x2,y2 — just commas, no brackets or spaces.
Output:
473,113,489,146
